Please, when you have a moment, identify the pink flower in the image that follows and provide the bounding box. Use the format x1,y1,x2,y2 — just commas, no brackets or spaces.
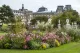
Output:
26,35,32,42
23,45,28,49
41,33,60,42
36,35,39,38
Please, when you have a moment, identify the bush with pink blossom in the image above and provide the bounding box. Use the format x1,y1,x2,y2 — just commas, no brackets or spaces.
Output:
0,30,72,50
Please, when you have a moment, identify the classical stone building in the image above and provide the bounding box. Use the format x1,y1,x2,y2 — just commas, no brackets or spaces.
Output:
12,4,33,24
56,5,72,14
37,6,48,12
33,5,72,18
56,6,64,13
33,6,56,18
12,4,72,24
64,5,72,11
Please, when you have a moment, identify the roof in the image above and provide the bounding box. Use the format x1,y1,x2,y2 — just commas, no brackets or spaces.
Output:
33,11,56,14
39,6,47,9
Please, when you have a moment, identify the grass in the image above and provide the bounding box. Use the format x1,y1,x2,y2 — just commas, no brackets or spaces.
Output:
0,33,7,36
0,31,7,36
0,42,80,53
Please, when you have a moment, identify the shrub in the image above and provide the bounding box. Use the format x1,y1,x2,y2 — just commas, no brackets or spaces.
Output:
4,43,11,49
0,34,12,49
25,35,32,42
66,29,80,41
0,31,72,50
54,39,60,47
41,43,49,49
36,19,53,31
11,34,25,49
41,33,59,47
23,45,28,49
10,17,26,34
1,24,9,32
0,38,4,48
56,30,71,44
27,40,41,49
32,30,37,34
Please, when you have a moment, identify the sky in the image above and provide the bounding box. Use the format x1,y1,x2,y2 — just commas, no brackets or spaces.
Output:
0,0,80,13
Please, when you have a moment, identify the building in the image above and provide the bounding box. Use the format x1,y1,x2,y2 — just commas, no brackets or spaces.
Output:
56,6,64,13
33,5,72,18
56,5,72,14
64,5,72,11
37,6,48,12
33,6,56,18
13,4,33,24
12,4,72,24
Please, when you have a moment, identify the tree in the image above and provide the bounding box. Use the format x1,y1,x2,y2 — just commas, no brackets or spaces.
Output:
52,10,79,28
0,4,15,23
31,16,48,25
10,17,26,34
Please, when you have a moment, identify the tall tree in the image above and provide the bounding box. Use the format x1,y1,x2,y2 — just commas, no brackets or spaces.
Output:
0,4,15,23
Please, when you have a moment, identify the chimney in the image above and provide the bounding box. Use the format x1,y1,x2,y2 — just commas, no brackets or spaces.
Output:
22,4,24,11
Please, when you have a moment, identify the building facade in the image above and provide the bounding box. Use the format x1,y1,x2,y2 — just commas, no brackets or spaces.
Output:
33,5,72,18
12,4,33,24
12,4,72,24
33,6,56,18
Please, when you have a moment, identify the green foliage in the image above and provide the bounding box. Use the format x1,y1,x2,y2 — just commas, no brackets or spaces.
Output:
11,36,25,49
27,40,41,49
0,34,11,48
66,29,80,41
52,10,79,28
37,22,46,31
32,30,45,36
11,17,26,34
31,16,48,25
56,29,71,44
1,24,9,32
41,43,50,49
36,19,53,31
0,33,25,49
4,43,11,49
32,30,38,34
0,4,15,23
3,35,11,43
77,18,80,27
0,39,4,48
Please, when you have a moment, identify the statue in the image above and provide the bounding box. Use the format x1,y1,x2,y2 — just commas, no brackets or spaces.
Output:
66,19,71,29
66,19,69,24
58,20,61,29
58,20,60,24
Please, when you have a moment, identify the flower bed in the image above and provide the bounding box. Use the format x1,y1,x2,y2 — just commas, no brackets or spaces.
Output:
0,31,71,50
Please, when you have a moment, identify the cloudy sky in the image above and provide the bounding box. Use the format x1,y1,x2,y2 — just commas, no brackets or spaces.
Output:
0,0,80,13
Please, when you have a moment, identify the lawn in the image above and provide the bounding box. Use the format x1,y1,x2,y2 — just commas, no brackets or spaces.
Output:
0,33,7,36
0,31,7,36
0,42,80,53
